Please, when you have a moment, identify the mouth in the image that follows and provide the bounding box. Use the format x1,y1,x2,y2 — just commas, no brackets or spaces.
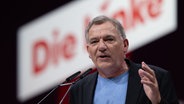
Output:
98,54,111,59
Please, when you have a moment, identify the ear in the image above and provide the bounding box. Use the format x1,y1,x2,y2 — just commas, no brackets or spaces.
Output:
123,39,129,53
86,44,91,58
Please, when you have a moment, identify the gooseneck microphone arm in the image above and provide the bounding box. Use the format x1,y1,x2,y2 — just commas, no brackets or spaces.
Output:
63,71,81,83
58,68,93,104
37,71,81,104
79,68,92,79
58,85,72,104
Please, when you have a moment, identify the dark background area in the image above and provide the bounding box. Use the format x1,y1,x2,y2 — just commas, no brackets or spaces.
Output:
2,0,184,103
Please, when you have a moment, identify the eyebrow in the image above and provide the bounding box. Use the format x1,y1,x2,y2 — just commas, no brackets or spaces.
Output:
105,35,114,38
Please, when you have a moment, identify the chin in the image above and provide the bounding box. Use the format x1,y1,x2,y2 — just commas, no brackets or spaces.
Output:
97,63,113,70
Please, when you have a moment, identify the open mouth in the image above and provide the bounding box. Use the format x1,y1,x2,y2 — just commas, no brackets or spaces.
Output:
98,55,110,59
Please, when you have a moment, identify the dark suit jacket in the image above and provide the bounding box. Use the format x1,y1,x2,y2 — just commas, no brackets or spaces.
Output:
69,59,179,104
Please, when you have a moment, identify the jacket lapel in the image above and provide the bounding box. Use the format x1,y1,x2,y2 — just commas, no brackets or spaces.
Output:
125,60,143,104
82,60,143,104
83,72,98,104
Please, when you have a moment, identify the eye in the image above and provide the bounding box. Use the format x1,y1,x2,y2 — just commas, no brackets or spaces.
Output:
106,38,114,41
105,36,115,42
89,39,99,44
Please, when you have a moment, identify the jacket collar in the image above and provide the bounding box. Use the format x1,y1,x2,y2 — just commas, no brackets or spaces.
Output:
84,59,143,104
125,59,143,104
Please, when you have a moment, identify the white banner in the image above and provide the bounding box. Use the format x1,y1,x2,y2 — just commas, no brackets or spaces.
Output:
17,0,177,102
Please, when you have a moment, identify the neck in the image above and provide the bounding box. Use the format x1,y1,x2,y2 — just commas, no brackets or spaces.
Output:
98,62,129,78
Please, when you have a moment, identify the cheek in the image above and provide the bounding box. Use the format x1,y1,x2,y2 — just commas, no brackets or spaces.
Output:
88,47,96,57
111,45,124,56
87,49,92,57
111,44,122,51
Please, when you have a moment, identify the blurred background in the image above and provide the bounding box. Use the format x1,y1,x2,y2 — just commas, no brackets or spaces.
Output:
2,0,184,104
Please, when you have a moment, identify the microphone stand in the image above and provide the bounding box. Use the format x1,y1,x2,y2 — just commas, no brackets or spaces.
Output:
58,68,93,104
38,68,92,104
37,71,81,104
58,84,73,104
37,83,73,104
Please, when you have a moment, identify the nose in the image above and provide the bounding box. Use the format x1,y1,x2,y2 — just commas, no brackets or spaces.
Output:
98,40,107,52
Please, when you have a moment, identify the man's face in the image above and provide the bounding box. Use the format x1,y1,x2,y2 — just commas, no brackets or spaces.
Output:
86,21,128,70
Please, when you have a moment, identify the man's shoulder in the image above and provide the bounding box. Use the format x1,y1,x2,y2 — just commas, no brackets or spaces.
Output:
127,59,168,73
126,59,169,78
148,64,170,80
71,71,98,88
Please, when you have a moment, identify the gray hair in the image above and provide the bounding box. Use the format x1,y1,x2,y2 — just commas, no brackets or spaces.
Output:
85,15,126,43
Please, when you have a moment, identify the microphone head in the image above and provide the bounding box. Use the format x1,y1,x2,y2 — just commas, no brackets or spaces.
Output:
80,68,93,79
65,71,81,82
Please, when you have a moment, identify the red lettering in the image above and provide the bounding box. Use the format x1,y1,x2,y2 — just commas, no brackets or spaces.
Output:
131,0,144,27
113,10,128,30
32,30,77,75
33,40,49,74
100,1,110,12
62,34,76,59
147,0,162,18
51,29,60,65
108,0,163,30
83,16,91,51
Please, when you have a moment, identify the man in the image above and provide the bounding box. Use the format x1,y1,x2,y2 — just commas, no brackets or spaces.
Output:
69,15,179,104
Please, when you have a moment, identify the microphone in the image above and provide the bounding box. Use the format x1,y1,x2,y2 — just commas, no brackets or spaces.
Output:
58,68,93,104
63,71,81,83
37,71,81,104
77,68,93,81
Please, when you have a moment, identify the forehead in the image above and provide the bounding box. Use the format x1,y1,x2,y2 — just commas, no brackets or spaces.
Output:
89,21,117,34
